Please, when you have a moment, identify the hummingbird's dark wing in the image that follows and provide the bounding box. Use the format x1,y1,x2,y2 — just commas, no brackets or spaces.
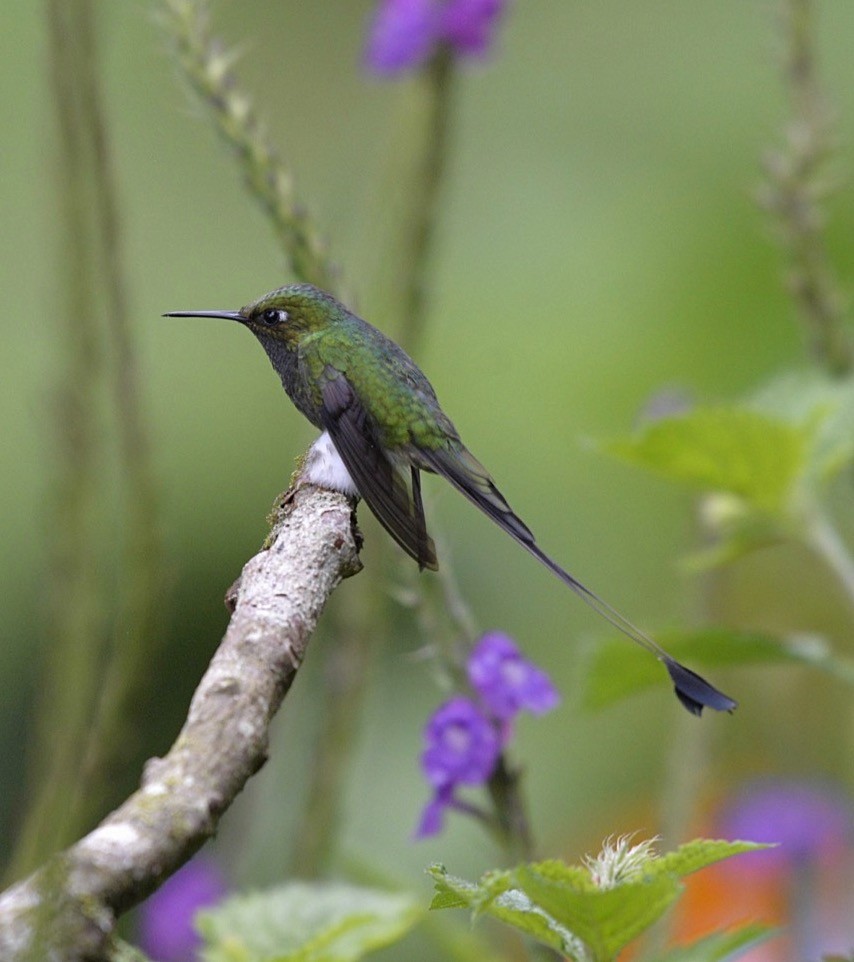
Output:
320,373,438,571
416,442,737,716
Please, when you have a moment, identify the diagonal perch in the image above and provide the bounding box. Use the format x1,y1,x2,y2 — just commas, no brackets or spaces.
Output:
0,480,361,962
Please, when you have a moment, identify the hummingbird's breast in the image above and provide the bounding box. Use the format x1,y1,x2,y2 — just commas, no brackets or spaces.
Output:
257,333,325,429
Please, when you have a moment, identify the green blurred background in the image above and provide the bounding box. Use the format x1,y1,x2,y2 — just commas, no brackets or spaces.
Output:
3,0,854,944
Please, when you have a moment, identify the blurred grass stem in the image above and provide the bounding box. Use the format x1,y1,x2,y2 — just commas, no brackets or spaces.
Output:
393,46,456,354
9,0,162,881
161,0,336,291
8,0,108,883
760,0,852,376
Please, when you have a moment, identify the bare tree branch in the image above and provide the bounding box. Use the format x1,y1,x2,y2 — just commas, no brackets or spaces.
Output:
0,481,362,962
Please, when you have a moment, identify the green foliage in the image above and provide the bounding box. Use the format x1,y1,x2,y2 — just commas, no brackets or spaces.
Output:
605,406,811,513
604,377,854,571
196,882,422,962
581,627,854,709
592,379,854,706
751,372,854,483
428,839,766,962
609,372,854,497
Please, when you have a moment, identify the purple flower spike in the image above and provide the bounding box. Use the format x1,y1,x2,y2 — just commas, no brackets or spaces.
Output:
440,0,506,56
421,696,502,788
364,0,439,75
468,632,560,721
718,778,853,875
138,855,227,962
416,698,501,839
364,0,508,76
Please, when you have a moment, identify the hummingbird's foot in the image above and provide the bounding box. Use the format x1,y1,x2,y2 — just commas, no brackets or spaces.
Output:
350,505,364,556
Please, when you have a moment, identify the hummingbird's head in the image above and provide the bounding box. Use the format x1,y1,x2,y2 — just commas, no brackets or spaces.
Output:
240,284,342,344
164,283,342,348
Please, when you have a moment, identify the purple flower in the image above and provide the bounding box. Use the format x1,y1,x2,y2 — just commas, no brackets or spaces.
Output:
364,0,438,75
415,784,455,838
440,0,504,54
415,633,558,838
138,855,227,962
364,0,507,76
421,696,501,787
717,778,852,875
416,697,501,838
468,631,560,721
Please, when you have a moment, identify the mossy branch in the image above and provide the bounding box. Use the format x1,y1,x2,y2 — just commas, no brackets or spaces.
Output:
0,482,362,961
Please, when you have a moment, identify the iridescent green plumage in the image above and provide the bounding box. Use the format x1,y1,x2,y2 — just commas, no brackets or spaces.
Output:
242,284,459,451
166,283,737,717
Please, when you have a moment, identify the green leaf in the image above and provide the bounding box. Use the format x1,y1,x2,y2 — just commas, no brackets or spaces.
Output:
605,407,810,513
197,882,422,962
656,922,776,962
429,843,772,962
427,866,479,911
751,371,854,482
428,865,583,957
649,839,770,879
513,863,681,961
581,628,854,709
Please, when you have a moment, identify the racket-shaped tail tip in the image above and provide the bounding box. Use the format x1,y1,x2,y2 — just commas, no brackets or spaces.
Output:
665,659,737,716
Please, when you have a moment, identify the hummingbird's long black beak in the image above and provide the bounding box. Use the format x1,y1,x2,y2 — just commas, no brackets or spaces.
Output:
162,310,245,322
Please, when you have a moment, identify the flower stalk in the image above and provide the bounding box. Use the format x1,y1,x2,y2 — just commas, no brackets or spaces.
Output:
161,0,337,291
759,0,852,376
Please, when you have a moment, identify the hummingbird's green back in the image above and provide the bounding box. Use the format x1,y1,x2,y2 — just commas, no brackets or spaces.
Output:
241,284,460,453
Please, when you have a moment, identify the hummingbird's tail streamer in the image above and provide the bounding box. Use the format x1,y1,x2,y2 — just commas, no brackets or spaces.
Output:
418,443,737,715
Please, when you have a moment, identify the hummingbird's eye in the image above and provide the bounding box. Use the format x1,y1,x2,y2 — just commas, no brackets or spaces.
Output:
260,308,287,326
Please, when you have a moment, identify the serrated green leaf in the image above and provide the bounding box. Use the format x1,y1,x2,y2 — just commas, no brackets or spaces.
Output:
649,839,769,880
513,864,681,961
432,860,683,960
522,859,594,891
428,888,470,911
581,628,854,709
485,887,585,957
197,882,422,962
428,865,584,957
656,922,776,962
605,407,810,512
429,848,774,962
427,866,477,911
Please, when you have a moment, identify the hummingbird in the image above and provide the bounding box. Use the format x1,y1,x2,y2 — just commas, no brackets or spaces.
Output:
165,283,736,716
